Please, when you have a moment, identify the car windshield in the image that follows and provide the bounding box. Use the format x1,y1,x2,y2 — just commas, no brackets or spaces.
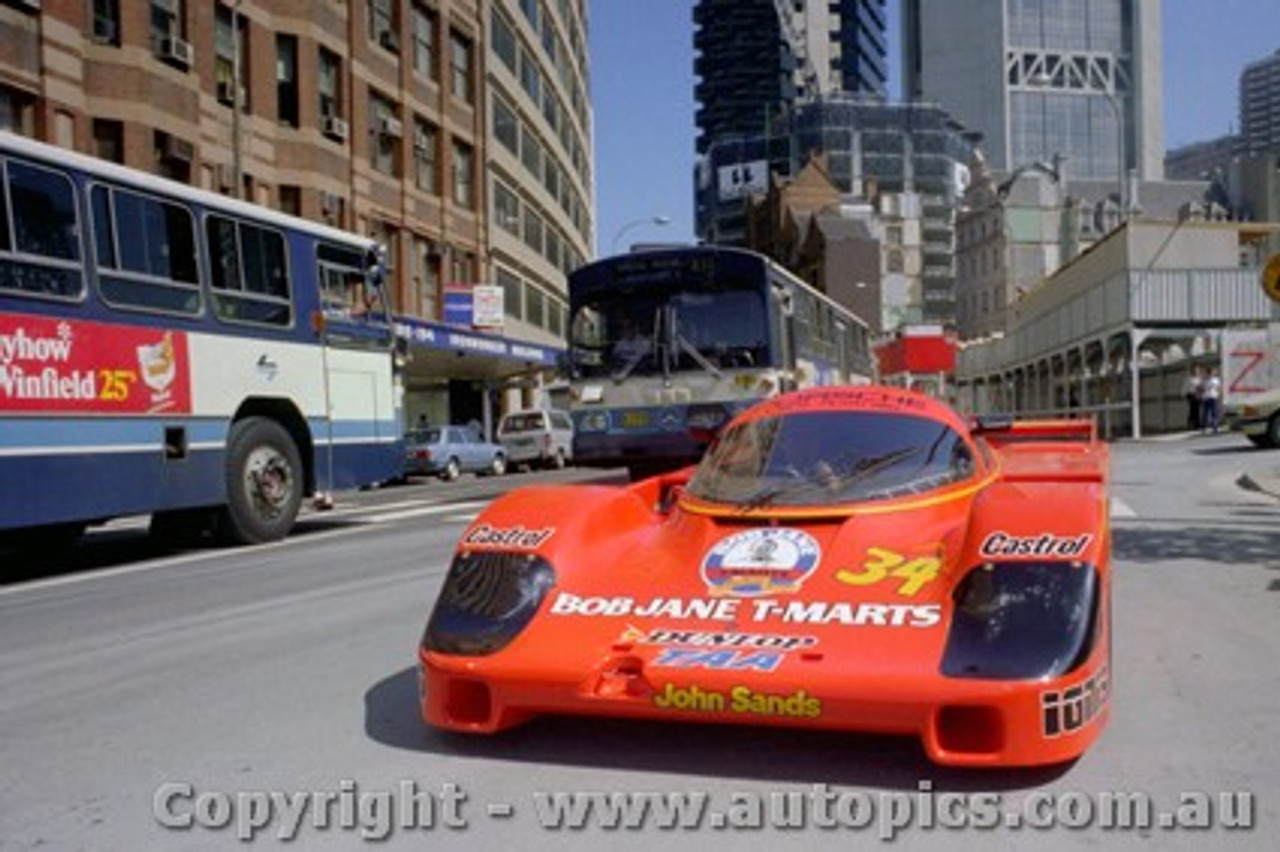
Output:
685,410,976,508
408,428,442,444
500,414,543,433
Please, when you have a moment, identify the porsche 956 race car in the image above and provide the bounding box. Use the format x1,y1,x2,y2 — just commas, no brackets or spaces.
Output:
418,386,1111,767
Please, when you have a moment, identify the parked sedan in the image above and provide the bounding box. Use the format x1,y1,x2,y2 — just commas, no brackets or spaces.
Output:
404,426,507,480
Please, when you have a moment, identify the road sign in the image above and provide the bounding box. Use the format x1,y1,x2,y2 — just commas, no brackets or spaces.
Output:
1262,253,1280,304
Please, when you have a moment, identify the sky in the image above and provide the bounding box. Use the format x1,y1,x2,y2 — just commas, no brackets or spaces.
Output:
588,0,1280,255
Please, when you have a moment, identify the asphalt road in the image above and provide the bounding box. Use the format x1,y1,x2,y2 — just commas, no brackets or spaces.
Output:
0,438,1277,851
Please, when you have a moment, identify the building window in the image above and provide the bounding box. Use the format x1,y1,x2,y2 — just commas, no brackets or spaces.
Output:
370,92,401,175
414,236,440,318
526,283,546,329
412,5,437,80
413,119,438,194
92,0,121,45
370,0,399,52
491,8,517,72
451,139,473,207
523,208,544,254
519,0,538,30
494,180,520,234
214,5,248,110
279,185,301,216
450,250,475,287
493,95,519,154
319,48,343,122
520,132,543,182
498,267,523,321
151,0,190,67
519,47,541,104
92,119,124,163
277,35,299,127
449,30,473,104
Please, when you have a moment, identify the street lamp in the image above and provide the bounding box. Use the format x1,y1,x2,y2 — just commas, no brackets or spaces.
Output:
1027,73,1125,222
610,215,672,254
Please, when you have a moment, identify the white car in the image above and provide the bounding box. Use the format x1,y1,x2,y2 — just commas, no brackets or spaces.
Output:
1225,389,1280,448
497,409,574,470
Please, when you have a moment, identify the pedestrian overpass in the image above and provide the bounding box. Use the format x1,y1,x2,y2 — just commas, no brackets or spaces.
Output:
954,220,1280,437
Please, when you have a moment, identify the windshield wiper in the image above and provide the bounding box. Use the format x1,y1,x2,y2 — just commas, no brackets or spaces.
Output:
675,333,723,379
731,445,923,512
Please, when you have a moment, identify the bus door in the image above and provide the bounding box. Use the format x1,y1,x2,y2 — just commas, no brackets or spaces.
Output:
316,246,393,491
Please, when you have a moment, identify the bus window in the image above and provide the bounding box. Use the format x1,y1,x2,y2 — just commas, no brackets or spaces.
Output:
0,159,84,300
208,215,292,326
92,184,201,315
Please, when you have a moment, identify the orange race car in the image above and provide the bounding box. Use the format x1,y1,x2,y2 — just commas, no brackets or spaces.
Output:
418,386,1111,767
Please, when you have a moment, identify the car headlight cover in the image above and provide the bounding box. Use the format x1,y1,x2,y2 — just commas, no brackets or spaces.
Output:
423,551,556,655
941,561,1099,680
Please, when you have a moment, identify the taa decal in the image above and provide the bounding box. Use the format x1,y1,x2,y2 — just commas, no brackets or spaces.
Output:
701,528,820,597
835,547,941,596
652,683,821,718
1042,666,1109,738
462,524,555,549
650,648,783,672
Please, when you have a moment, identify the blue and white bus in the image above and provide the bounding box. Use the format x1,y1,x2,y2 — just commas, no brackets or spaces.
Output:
567,245,873,479
0,132,402,545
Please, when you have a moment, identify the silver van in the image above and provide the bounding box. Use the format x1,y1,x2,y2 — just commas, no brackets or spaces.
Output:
497,408,574,470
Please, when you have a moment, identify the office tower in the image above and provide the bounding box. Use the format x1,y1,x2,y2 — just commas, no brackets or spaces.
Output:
694,0,889,239
903,0,1164,191
1241,50,1280,153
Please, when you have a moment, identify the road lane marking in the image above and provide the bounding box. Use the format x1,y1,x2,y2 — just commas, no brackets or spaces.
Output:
1111,497,1137,518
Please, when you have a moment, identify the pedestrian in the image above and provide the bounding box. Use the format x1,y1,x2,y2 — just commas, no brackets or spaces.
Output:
1184,368,1203,430
1200,368,1221,434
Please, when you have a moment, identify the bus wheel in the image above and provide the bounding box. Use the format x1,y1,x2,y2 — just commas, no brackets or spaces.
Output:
221,417,303,544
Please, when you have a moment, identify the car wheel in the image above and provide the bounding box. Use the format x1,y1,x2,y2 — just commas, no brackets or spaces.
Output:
490,454,507,476
1246,434,1270,448
441,458,461,481
219,417,303,544
550,448,567,470
1266,414,1280,449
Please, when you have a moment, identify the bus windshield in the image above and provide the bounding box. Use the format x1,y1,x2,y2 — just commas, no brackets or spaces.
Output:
570,285,767,379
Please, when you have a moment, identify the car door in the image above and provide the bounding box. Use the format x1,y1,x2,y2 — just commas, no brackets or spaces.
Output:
457,427,484,471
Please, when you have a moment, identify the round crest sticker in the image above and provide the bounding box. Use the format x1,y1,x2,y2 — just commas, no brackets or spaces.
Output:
701,528,821,597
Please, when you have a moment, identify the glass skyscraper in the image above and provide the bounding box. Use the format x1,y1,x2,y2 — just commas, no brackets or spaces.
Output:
903,0,1164,187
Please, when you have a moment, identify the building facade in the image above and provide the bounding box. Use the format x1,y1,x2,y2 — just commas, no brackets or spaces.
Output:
903,0,1164,198
693,0,888,240
0,0,591,433
1241,49,1280,154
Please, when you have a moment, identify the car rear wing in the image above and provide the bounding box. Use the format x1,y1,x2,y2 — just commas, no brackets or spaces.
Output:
971,414,1107,484
970,414,1099,446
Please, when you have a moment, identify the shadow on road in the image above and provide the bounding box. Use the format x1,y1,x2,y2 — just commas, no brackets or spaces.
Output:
1113,524,1280,573
363,666,1076,791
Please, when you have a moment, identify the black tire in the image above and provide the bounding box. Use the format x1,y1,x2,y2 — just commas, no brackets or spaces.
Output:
1246,433,1271,448
1267,414,1280,449
441,457,461,481
149,508,216,546
549,449,567,470
489,454,507,476
219,417,303,545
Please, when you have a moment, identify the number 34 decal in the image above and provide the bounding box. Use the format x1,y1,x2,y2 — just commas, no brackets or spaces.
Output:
835,547,941,597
